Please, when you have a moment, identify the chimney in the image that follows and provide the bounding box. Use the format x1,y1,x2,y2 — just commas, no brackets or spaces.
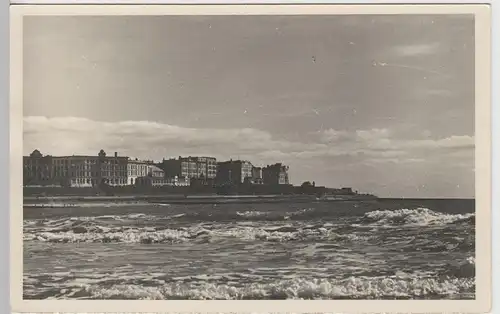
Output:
114,152,118,157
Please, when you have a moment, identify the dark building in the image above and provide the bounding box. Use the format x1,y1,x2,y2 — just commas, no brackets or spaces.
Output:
23,149,54,186
262,163,290,185
216,160,253,185
160,156,217,181
251,166,263,184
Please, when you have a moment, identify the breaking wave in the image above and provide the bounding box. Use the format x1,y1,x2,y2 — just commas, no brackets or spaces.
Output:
362,208,475,226
23,224,343,244
27,275,474,300
23,207,475,246
236,211,268,218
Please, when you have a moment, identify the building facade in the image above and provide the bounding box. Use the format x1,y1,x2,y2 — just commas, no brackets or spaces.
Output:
262,163,290,185
251,166,263,184
164,176,190,186
23,150,54,186
23,149,128,187
52,155,97,187
127,159,150,185
94,150,128,186
135,165,166,187
160,156,217,180
216,160,253,184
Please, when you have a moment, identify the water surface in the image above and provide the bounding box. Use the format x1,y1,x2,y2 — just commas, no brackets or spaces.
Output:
23,199,475,300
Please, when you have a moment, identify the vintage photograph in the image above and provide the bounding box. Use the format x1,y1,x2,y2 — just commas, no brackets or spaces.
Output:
17,6,484,304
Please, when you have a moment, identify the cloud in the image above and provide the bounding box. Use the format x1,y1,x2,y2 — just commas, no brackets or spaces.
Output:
318,127,474,165
24,116,474,165
23,116,320,163
392,43,440,57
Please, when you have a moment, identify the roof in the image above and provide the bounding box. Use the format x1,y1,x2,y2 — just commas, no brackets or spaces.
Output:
150,165,164,172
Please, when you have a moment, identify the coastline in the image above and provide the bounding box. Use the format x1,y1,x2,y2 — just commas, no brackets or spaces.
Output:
23,193,378,207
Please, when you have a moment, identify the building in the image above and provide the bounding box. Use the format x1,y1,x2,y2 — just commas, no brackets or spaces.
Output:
262,163,290,185
164,176,190,186
57,150,128,187
160,156,217,180
52,155,96,187
135,165,167,187
251,166,263,184
94,150,128,186
127,159,150,185
216,160,253,184
23,149,53,186
23,149,128,188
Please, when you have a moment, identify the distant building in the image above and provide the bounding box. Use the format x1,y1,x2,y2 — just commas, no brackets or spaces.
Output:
150,165,164,179
94,150,128,187
340,187,354,194
135,165,166,187
159,156,217,182
23,149,129,187
23,149,53,186
251,166,263,184
216,160,253,184
164,176,190,186
262,163,290,185
127,158,150,185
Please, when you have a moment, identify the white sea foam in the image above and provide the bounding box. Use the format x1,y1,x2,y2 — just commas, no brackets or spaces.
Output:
166,213,186,219
236,211,268,218
52,276,474,300
23,222,349,244
287,208,315,217
26,228,196,244
363,208,474,226
24,213,165,232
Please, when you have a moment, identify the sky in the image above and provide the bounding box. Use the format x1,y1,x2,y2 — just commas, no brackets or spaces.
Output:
23,14,475,198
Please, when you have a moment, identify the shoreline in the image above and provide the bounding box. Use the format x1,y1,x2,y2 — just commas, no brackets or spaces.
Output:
23,194,378,206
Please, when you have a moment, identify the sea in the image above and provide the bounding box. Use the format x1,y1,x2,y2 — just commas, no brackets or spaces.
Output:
23,198,475,300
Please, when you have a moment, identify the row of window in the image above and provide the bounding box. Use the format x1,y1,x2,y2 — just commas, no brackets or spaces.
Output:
130,165,149,169
53,159,124,165
71,178,128,185
72,178,93,185
52,171,127,177
128,171,148,176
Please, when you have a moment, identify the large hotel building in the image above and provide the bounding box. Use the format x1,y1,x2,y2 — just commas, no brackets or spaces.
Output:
24,149,129,187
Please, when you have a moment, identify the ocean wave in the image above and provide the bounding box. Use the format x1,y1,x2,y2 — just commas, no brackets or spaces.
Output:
23,223,355,244
28,276,474,300
24,213,165,231
23,228,195,244
361,208,475,227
